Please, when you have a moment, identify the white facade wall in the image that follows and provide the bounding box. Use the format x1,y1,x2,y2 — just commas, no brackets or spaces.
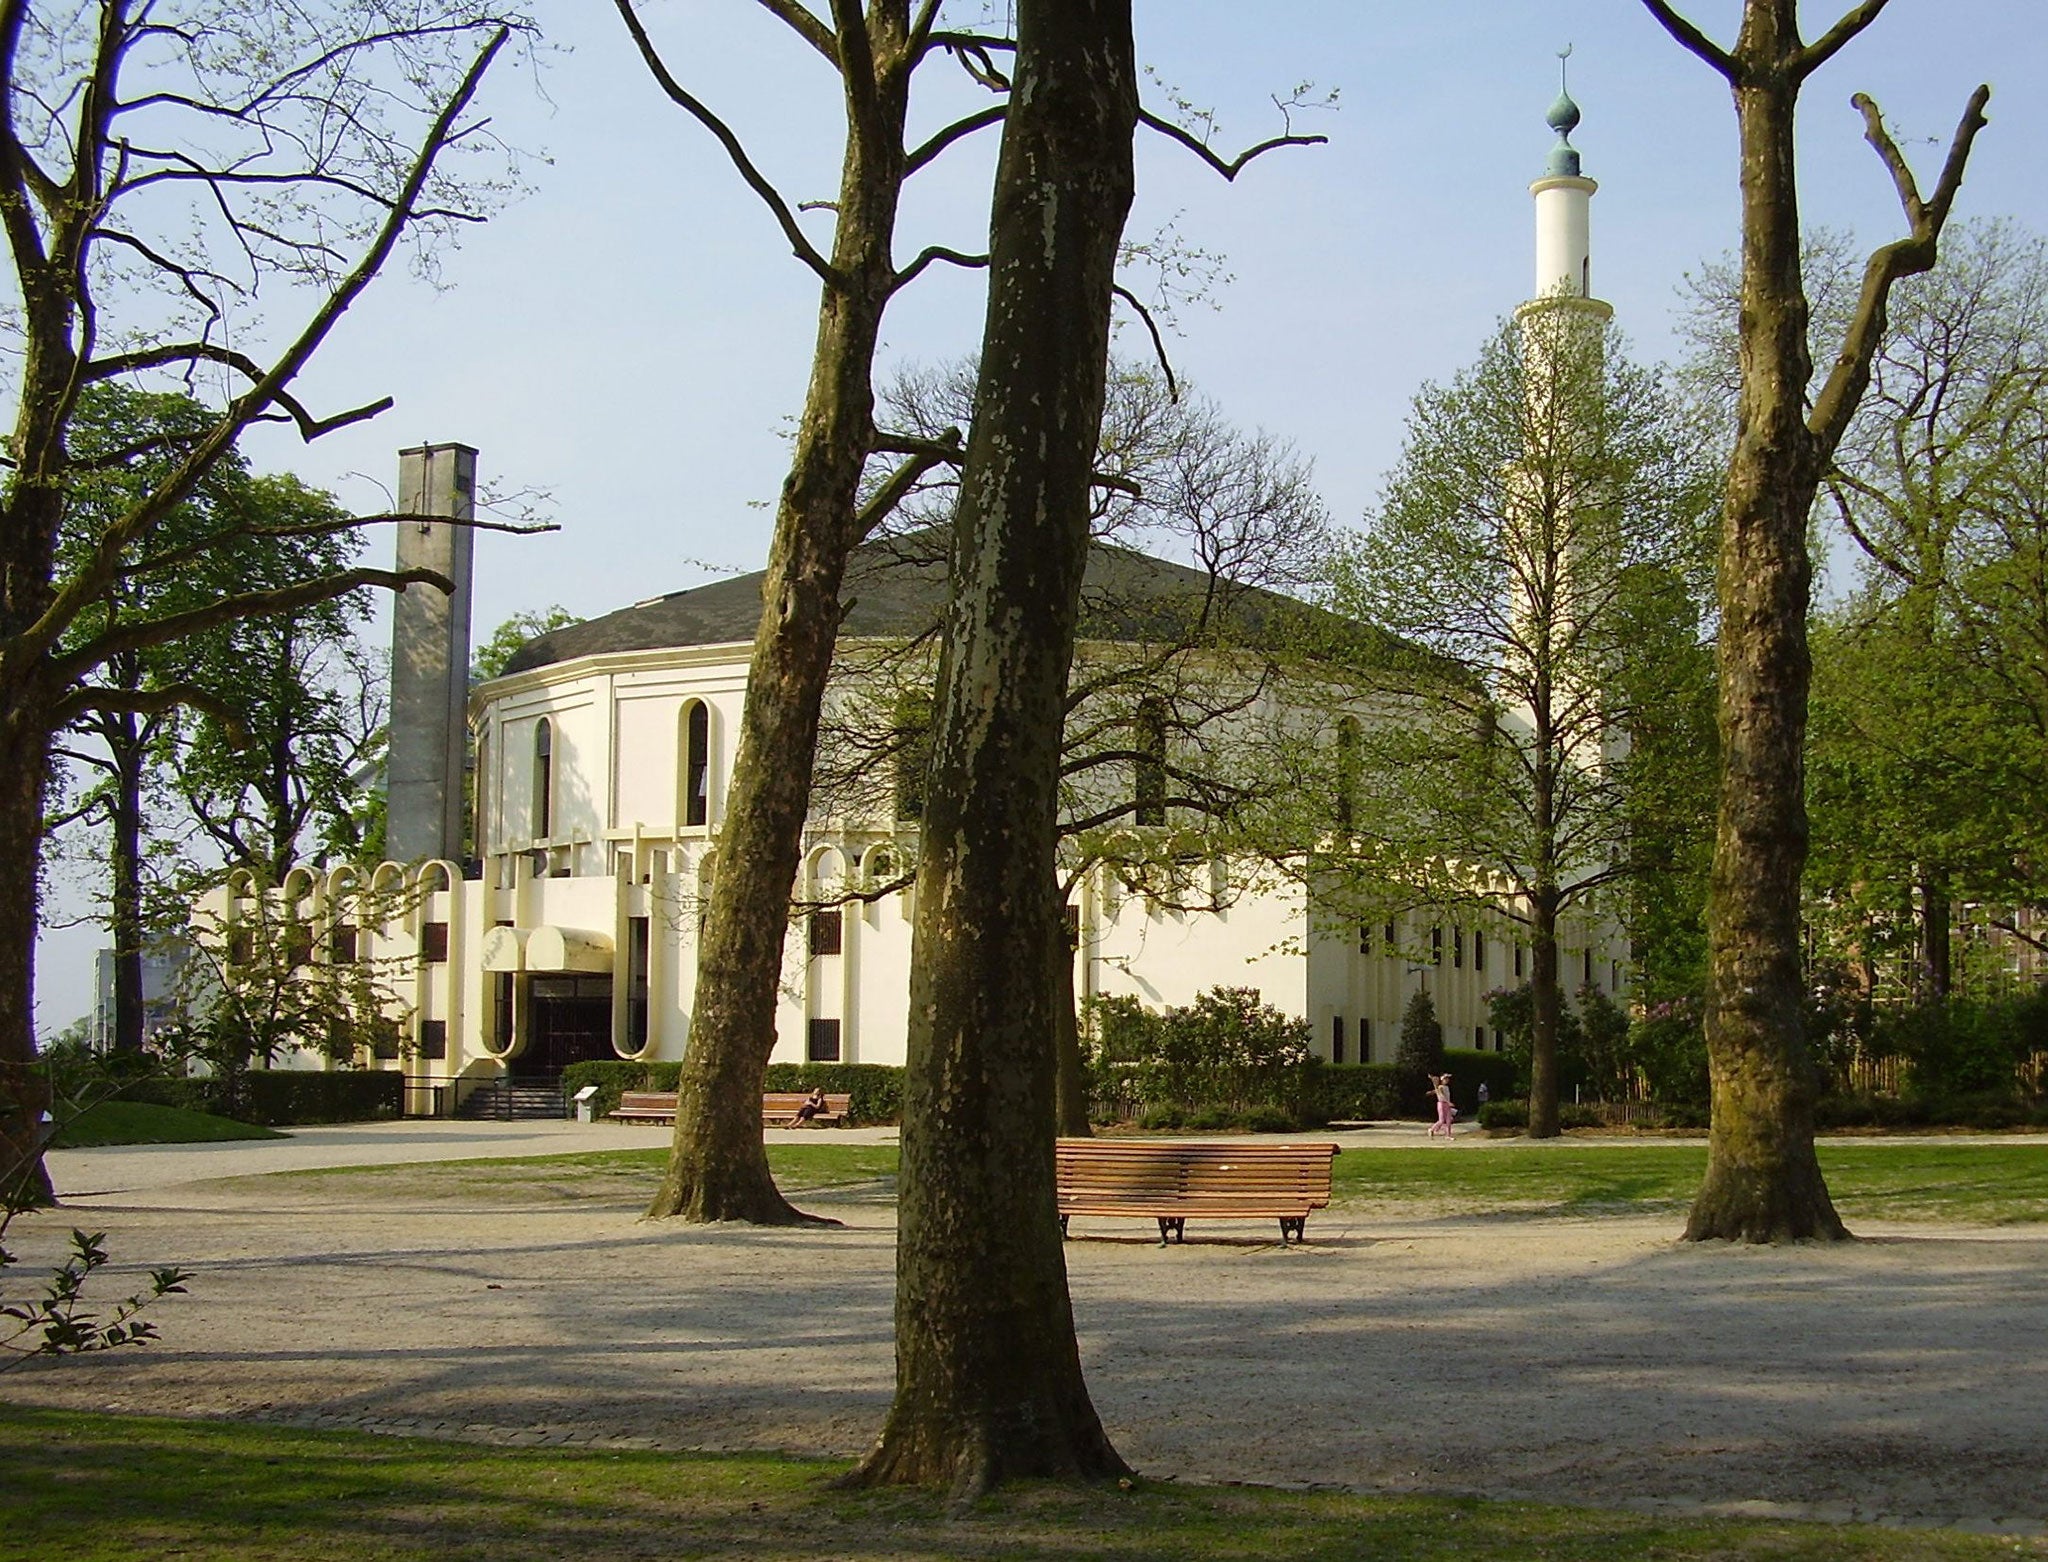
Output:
200,634,1630,1102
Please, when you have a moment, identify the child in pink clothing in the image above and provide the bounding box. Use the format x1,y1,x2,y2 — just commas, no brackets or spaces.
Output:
1428,1073,1455,1138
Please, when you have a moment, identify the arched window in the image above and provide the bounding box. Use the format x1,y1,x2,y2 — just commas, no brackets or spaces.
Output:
532,718,553,840
682,701,711,827
1134,697,1167,827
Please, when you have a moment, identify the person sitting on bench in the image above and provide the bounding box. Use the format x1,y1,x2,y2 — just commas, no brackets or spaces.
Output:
787,1086,829,1127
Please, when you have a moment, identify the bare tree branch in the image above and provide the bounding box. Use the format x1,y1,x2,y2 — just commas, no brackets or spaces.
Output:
1111,282,1178,401
611,0,843,289
890,243,987,294
1793,0,1893,81
752,0,838,65
905,104,1005,174
51,568,451,690
1636,0,1739,82
1810,85,1992,458
1133,107,1326,181
854,429,961,542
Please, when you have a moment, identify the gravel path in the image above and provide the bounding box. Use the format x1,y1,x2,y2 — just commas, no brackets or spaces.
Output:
7,1123,2046,1535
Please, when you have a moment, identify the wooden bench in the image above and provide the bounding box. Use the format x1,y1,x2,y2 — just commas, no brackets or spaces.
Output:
610,1090,679,1124
1055,1138,1341,1245
607,1090,854,1128
762,1091,851,1128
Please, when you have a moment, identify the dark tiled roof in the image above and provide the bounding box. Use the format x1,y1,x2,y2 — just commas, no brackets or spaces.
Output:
501,531,1403,676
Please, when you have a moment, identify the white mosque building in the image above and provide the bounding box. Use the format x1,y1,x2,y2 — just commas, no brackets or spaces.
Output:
201,91,1630,1105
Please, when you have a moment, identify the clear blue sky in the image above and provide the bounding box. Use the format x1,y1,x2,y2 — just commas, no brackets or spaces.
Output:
36,0,2047,1029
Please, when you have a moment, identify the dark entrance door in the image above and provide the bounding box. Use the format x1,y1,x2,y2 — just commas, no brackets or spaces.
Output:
524,975,614,1076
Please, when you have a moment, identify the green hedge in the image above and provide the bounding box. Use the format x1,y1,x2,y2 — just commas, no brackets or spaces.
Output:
1441,1048,1520,1113
559,1059,904,1127
195,1069,403,1126
1305,1063,1403,1124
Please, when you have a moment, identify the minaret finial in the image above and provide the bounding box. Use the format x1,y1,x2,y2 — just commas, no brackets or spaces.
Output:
1544,45,1583,178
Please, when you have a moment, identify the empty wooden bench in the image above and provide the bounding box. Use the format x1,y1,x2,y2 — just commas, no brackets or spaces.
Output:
610,1090,679,1124
1055,1138,1341,1245
763,1091,851,1128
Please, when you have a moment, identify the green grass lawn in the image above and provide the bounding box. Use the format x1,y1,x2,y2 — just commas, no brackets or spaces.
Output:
1328,1142,2048,1224
0,1409,2032,1562
244,1138,2048,1225
48,1098,284,1148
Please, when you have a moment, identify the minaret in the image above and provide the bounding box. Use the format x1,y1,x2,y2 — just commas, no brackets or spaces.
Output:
1522,50,1612,323
386,442,477,865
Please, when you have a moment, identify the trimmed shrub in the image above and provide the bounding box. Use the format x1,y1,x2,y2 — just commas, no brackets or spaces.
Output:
198,1068,402,1126
1440,1048,1518,1114
1477,1098,1527,1130
1308,1062,1403,1124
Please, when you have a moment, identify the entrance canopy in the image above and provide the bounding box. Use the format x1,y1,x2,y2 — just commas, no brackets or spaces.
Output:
479,924,614,974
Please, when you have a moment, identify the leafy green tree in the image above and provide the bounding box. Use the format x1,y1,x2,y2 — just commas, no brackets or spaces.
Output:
0,0,527,1201
1327,303,1712,1138
49,390,381,1052
1807,221,2048,999
471,607,581,685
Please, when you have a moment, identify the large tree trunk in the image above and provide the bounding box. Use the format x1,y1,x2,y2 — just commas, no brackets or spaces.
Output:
1684,33,1842,1242
845,0,1135,1494
647,11,913,1225
1918,866,1951,1004
0,708,55,1206
1527,890,1562,1139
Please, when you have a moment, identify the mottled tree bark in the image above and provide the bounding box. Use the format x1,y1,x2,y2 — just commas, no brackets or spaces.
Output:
844,0,1135,1494
645,7,918,1224
1642,0,1988,1241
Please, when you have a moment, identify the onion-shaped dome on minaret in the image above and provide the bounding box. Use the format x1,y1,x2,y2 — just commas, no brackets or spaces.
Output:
1545,47,1583,178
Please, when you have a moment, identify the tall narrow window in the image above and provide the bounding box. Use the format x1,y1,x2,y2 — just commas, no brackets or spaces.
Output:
1584,948,1595,987
627,916,650,1049
532,718,554,840
1431,925,1443,967
1452,928,1464,969
1359,1017,1372,1058
809,909,843,958
1331,1016,1346,1065
1515,942,1526,978
1472,930,1486,972
807,1017,842,1062
1358,922,1372,955
1475,1025,1487,1051
683,702,710,827
1383,919,1396,950
1134,697,1167,827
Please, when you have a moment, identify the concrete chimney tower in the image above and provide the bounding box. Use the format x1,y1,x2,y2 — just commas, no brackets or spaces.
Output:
385,442,477,864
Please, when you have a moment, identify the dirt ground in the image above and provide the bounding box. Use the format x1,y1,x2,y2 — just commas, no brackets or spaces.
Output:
7,1126,2047,1534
